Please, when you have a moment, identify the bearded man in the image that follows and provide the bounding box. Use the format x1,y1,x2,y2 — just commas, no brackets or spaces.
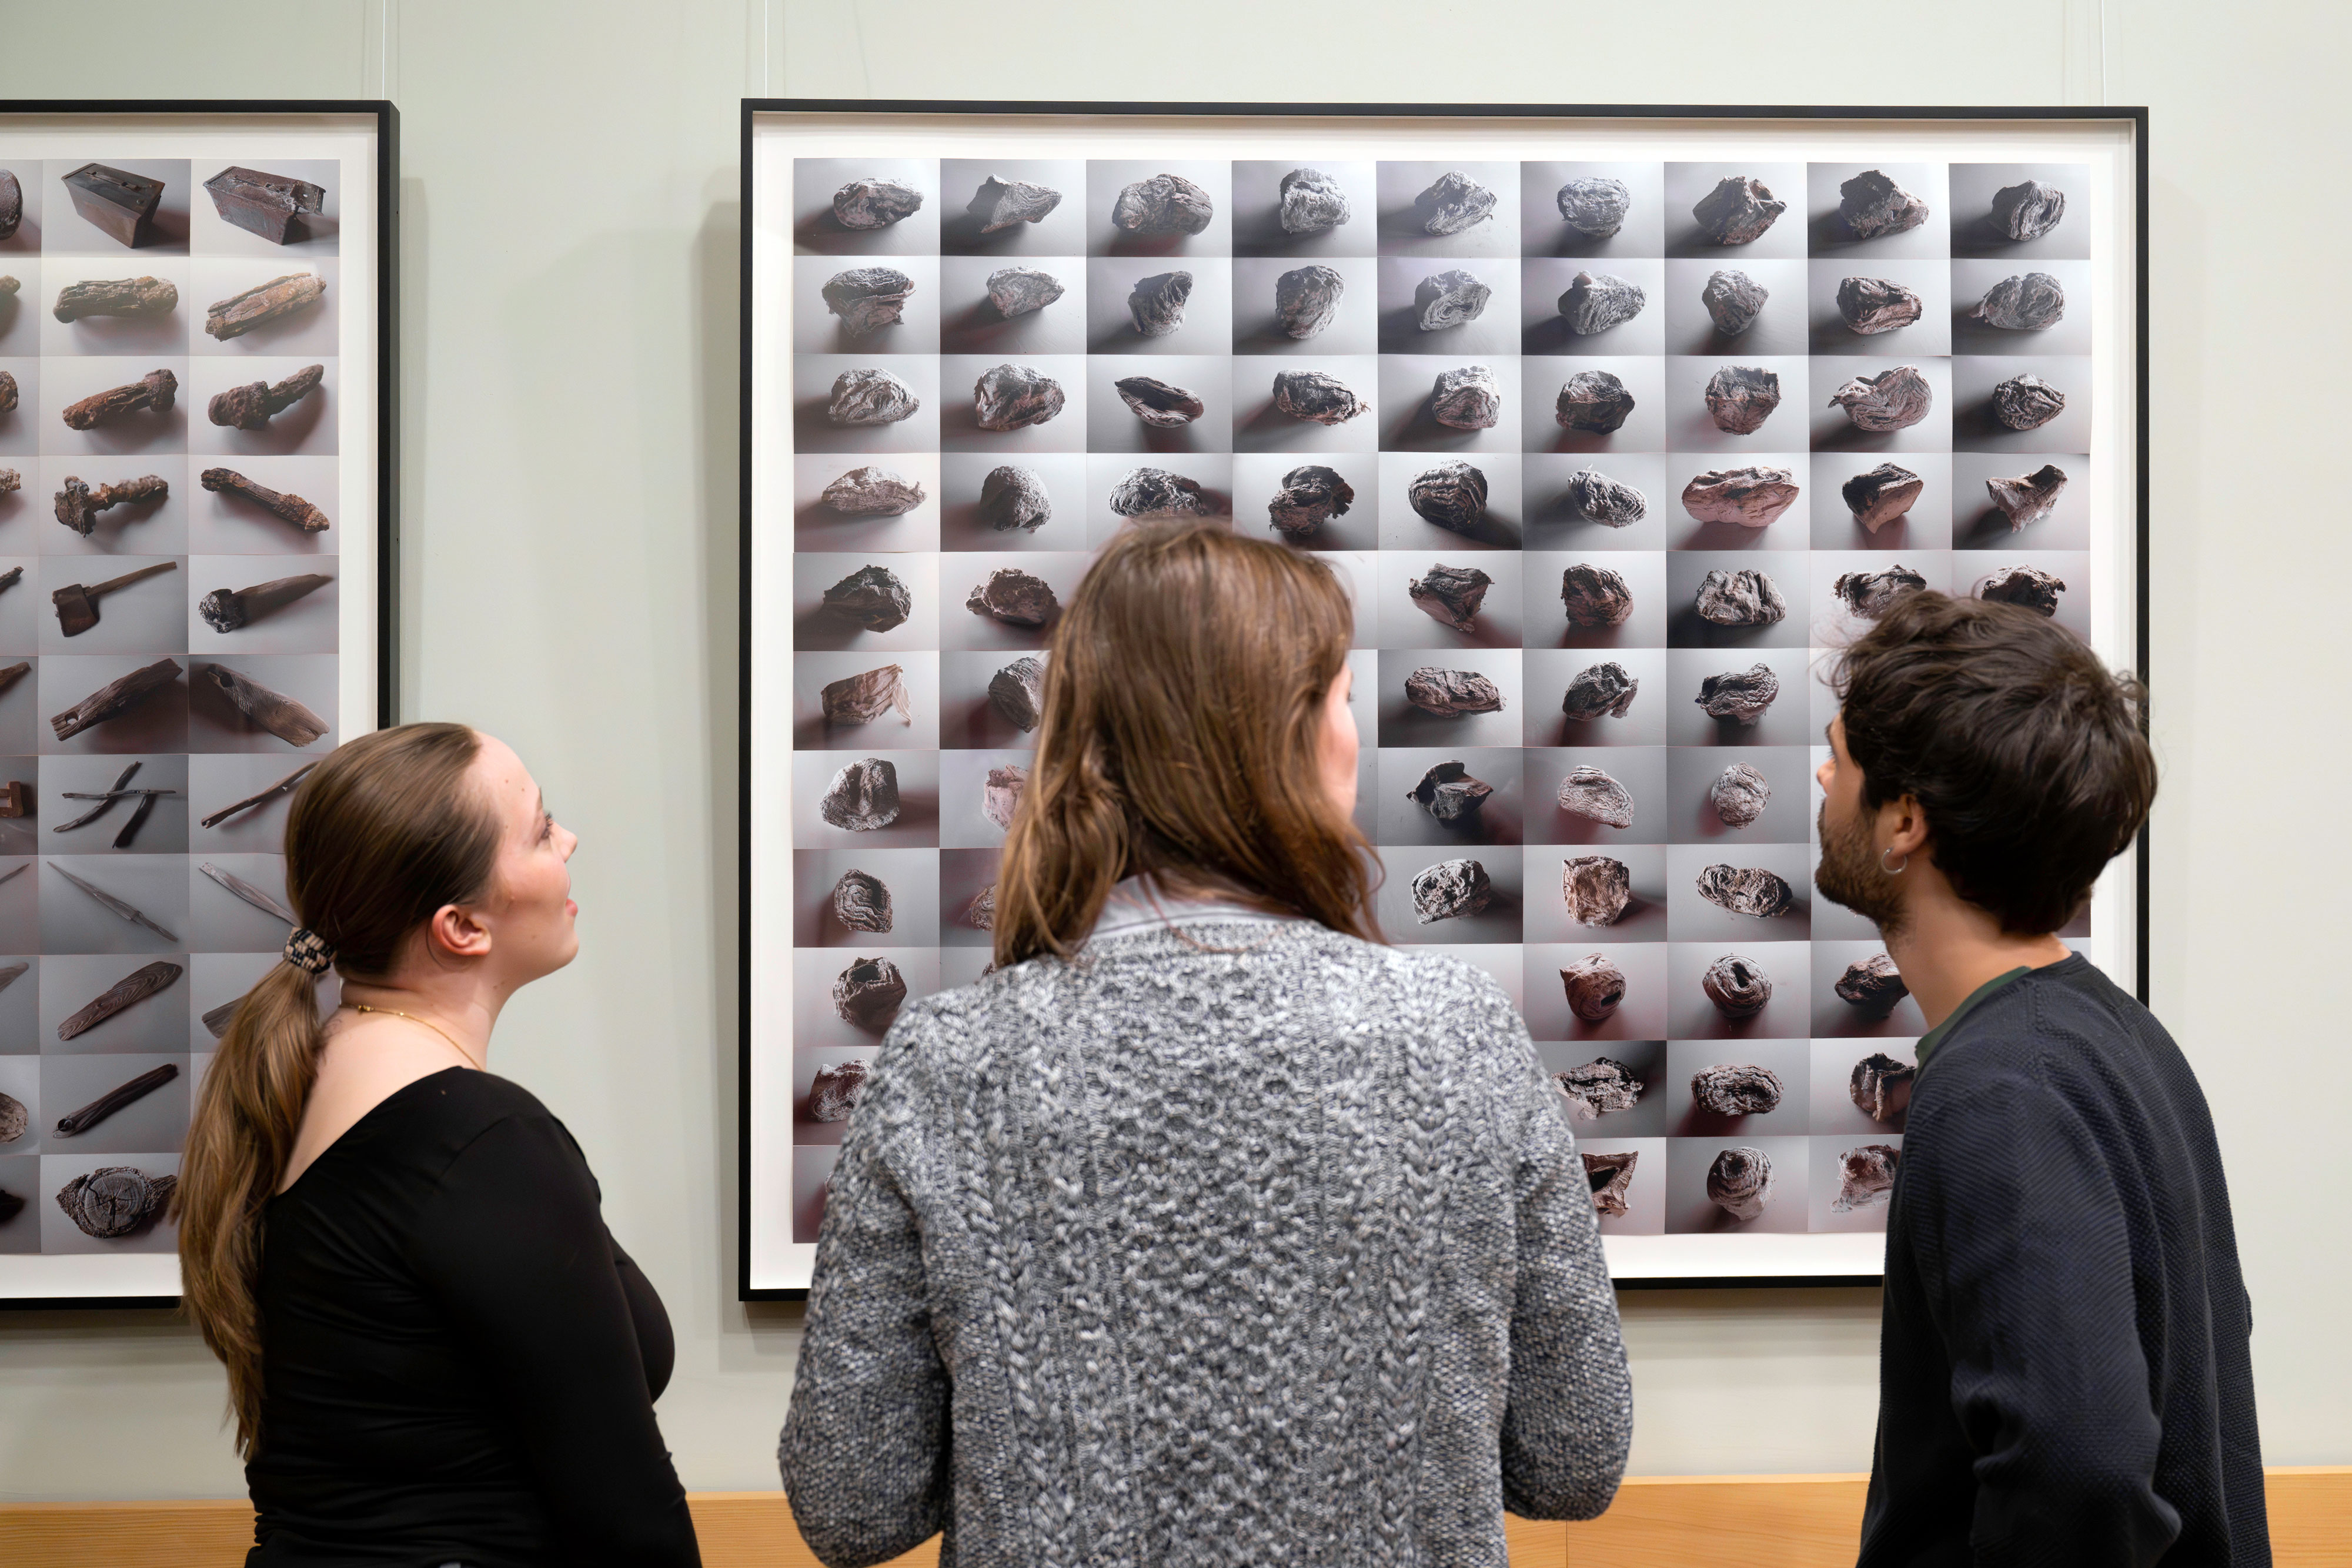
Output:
1817,592,2267,1567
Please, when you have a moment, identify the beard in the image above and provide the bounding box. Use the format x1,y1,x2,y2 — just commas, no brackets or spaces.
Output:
1815,800,1910,937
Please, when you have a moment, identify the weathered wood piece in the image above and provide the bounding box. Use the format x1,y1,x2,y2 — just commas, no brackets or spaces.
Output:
1836,954,1910,1014
1561,563,1635,628
1990,373,2066,431
1556,177,1632,239
830,870,893,934
1839,170,1930,239
820,664,909,727
965,567,1060,626
978,464,1051,533
54,762,142,833
1267,464,1354,537
1695,567,1786,627
1702,269,1768,336
1411,857,1493,922
1411,172,1495,235
982,764,1027,831
1115,376,1204,427
967,175,1061,233
1691,176,1785,245
198,761,315,828
201,998,242,1039
820,466,924,517
988,656,1045,732
201,861,296,925
0,469,17,496
833,178,922,230
201,467,330,532
1696,664,1780,725
198,663,329,745
1562,855,1633,927
1833,1144,1901,1212
1275,265,1345,337
1127,270,1192,337
1710,763,1771,828
1849,1052,1915,1121
819,757,900,832
51,658,183,741
54,1063,179,1138
1706,1146,1772,1221
1561,958,1630,1025
832,955,907,1030
50,862,179,942
1566,467,1647,528
1833,564,1929,620
0,373,14,413
0,1090,22,1145
1431,365,1500,430
55,1166,178,1237
203,165,327,243
1990,180,2066,241
1408,564,1492,633
820,266,916,335
53,560,178,637
1107,467,1212,519
1278,167,1352,235
1559,1059,1644,1121
1583,1150,1639,1216
0,169,19,240
964,885,996,931
1976,468,2067,540
199,571,332,633
62,369,178,430
1414,269,1489,332
204,273,326,340
1828,365,1934,432
984,266,1064,320
1697,864,1796,918
1702,954,1772,1017
1705,365,1783,434
1404,667,1504,717
1971,271,2066,330
1558,271,1645,336
208,363,325,430
1975,564,2066,616
52,276,178,323
1562,661,1638,723
1692,1062,1784,1116
0,661,28,698
808,1059,870,1121
820,564,910,631
62,163,163,248
1408,760,1494,824
827,367,919,426
1836,276,1923,335
1683,466,1801,528
0,566,18,596
0,779,27,818
1112,173,1214,236
1555,369,1636,433
1559,765,1634,828
1408,460,1488,533
1271,369,1366,426
973,363,1063,429
55,474,169,536
112,788,161,850
1842,463,1923,532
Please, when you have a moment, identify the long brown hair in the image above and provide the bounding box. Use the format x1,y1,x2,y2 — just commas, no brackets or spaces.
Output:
995,520,1379,965
175,723,504,1456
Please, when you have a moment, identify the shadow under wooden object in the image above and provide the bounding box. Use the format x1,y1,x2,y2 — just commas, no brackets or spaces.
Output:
0,1472,2344,1568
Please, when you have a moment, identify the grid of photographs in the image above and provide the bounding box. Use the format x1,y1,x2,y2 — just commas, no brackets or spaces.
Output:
0,150,346,1265
772,149,2102,1258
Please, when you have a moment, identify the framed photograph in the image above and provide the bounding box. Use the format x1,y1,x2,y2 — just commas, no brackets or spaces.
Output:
0,102,397,1306
741,102,2144,1293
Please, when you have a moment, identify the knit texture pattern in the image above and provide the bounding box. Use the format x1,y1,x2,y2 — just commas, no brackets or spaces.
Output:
779,918,1632,1568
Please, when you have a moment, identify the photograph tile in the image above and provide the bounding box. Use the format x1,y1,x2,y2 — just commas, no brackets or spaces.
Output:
1234,450,1379,551
1806,257,1953,356
1950,353,2090,453
1519,355,1665,456
791,158,942,256
1520,842,1669,946
1085,161,1232,259
791,650,939,751
1666,549,1811,650
1378,550,1524,650
1230,162,1377,259
1084,256,1230,356
1520,258,1663,357
1663,163,1806,261
1081,454,1234,545
1522,744,1666,848
1522,549,1667,651
1084,355,1232,456
1522,452,1668,553
1950,450,2086,550
1947,163,2090,262
1522,646,1666,750
1808,452,1952,551
937,452,1080,554
937,254,1085,356
1660,258,1810,358
1231,256,1377,355
1377,452,1519,551
1374,646,1521,750
791,253,941,356
1377,842,1524,946
789,750,940,850
1381,256,1522,357
1805,163,1950,262
1377,745,1526,849
1663,1132,1809,1235
1518,162,1666,259
793,451,940,554
1374,162,1519,259
938,353,1085,454
1665,744,1813,846
41,159,192,258
939,159,1087,256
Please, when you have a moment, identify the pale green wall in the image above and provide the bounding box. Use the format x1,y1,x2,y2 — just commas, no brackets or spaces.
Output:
0,0,2343,1503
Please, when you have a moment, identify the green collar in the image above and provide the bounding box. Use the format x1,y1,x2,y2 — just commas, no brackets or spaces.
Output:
1913,967,2030,1076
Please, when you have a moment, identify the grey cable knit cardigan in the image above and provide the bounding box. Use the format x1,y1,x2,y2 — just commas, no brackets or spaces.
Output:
779,899,1632,1568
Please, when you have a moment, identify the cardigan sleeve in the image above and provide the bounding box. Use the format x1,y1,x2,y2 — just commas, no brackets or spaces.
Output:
778,1027,950,1568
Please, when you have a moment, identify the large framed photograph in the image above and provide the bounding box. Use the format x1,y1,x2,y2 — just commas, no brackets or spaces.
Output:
742,102,2144,1292
0,102,396,1306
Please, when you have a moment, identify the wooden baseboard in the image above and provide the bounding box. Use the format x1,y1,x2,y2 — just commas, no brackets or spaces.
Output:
1,1469,2343,1567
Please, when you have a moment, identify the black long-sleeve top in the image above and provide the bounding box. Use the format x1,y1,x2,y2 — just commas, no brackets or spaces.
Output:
246,1068,700,1567
1859,955,2269,1567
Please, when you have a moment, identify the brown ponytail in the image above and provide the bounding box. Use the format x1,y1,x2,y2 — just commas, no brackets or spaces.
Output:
175,723,503,1457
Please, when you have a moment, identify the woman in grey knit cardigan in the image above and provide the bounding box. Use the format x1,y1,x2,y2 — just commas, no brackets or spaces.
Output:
780,521,1632,1567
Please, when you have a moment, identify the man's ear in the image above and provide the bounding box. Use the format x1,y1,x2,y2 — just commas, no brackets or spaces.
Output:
423,902,494,961
1881,793,1931,861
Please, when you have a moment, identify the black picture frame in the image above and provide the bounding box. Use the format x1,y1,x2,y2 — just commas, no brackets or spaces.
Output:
0,100,399,1309
739,101,2149,1299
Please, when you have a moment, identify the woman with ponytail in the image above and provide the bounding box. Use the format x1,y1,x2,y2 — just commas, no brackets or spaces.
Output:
780,521,1631,1568
175,723,700,1567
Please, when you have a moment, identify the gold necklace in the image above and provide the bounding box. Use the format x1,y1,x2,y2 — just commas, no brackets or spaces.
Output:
346,1004,483,1072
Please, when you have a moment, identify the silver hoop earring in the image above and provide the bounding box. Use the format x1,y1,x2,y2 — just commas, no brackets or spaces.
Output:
1880,847,1907,875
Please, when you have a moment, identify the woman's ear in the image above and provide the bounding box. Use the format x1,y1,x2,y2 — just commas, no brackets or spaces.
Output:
423,902,494,961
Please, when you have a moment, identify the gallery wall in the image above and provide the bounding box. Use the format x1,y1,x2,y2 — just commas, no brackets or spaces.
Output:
0,0,2343,1500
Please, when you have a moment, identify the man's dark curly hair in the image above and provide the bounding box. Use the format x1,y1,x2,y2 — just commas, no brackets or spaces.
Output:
1832,591,2156,935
